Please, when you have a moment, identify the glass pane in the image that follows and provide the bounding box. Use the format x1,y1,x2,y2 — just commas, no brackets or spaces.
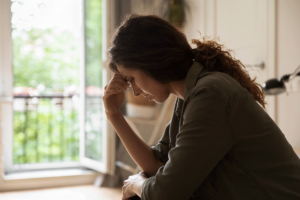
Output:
84,0,103,161
11,0,82,165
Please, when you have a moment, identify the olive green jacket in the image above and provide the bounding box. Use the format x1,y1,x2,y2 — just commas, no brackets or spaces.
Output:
141,61,300,200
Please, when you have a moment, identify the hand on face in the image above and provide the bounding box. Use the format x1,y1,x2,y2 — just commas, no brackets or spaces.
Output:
103,74,130,119
122,172,148,200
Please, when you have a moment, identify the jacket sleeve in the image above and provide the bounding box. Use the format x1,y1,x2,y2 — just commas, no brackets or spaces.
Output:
141,87,233,200
150,121,171,165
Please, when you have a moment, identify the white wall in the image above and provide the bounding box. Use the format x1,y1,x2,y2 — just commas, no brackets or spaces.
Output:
183,0,209,44
277,0,300,147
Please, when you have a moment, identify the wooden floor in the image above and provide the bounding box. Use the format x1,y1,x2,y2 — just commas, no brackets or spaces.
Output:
0,185,122,200
0,148,299,200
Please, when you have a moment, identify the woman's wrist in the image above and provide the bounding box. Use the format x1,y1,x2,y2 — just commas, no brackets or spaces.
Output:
106,110,123,122
134,178,146,197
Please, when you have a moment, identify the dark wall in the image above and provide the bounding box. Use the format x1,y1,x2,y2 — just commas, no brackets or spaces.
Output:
115,0,132,27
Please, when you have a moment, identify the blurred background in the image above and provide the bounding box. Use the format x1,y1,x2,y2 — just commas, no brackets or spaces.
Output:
0,0,299,199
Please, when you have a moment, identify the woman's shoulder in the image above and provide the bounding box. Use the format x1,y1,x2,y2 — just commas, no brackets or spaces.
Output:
190,71,247,102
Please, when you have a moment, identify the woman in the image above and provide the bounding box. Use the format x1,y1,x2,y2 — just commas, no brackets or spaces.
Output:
104,14,300,200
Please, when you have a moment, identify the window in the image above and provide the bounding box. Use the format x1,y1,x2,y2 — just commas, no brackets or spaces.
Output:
0,0,115,175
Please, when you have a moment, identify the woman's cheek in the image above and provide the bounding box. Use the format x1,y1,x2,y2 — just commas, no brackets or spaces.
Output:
156,93,169,104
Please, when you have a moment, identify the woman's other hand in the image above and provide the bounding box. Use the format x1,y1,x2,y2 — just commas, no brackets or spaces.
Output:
103,74,130,119
122,172,148,200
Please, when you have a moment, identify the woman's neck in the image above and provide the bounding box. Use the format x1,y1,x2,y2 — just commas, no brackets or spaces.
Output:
167,79,186,100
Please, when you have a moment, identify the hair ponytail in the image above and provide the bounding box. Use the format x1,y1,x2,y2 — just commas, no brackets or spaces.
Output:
190,36,266,109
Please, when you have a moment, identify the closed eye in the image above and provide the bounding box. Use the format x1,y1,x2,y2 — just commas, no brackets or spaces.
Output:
124,76,133,83
128,78,134,84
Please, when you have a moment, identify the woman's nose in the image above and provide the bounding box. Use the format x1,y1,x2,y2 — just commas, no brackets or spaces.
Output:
131,83,142,96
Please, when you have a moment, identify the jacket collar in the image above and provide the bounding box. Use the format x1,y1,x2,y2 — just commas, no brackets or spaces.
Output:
184,61,205,99
175,61,205,116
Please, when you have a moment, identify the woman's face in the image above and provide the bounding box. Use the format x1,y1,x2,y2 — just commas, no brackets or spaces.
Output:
116,65,170,104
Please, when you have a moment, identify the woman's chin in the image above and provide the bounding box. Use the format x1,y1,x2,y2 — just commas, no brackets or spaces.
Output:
153,99,160,104
153,97,167,104
151,93,170,104
150,98,159,104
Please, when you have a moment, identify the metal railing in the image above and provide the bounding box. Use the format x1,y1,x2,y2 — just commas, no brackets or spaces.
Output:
13,94,80,165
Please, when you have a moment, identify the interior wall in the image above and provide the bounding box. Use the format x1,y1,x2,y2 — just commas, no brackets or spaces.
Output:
276,0,300,147
183,0,206,43
115,0,131,27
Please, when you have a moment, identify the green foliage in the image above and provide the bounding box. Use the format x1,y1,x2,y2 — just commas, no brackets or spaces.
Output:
12,7,81,164
12,0,104,165
13,99,79,164
84,0,103,161
168,0,185,26
85,0,103,88
84,98,103,161
13,28,80,94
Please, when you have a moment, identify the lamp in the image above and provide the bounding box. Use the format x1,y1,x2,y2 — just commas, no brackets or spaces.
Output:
263,65,300,95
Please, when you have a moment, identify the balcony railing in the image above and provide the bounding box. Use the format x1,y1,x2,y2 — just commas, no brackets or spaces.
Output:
13,94,80,165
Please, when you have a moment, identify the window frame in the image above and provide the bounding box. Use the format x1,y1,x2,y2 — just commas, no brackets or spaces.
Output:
79,0,116,175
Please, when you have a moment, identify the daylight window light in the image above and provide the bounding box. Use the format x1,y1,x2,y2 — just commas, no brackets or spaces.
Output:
263,65,300,95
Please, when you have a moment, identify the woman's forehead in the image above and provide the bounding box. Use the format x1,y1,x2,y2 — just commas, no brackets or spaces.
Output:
116,65,128,77
116,64,139,76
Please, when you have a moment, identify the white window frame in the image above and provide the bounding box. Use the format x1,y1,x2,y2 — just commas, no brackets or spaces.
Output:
79,0,116,175
0,0,116,191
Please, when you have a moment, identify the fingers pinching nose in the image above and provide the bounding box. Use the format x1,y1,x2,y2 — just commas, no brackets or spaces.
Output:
124,84,130,90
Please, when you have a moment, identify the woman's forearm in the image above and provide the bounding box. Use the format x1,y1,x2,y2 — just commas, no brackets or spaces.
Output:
109,112,164,177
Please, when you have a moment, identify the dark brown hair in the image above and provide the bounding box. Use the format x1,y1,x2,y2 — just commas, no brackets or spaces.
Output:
108,14,266,109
